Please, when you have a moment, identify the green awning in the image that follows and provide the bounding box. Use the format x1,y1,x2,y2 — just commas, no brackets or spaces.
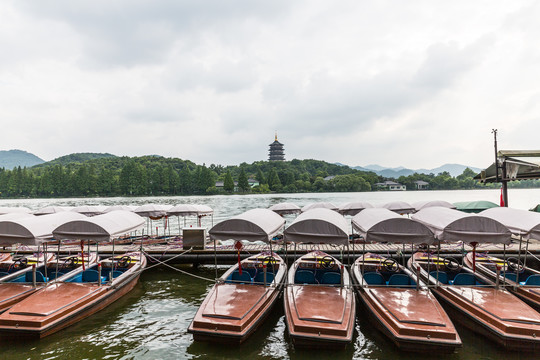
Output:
453,201,499,214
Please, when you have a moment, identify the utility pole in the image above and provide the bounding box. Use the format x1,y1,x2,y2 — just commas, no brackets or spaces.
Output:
492,129,508,207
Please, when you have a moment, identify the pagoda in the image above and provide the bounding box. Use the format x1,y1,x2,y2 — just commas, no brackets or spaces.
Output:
268,132,285,161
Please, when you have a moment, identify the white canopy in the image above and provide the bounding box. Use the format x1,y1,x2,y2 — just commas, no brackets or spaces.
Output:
380,201,415,214
0,212,87,246
0,213,34,221
33,206,68,216
103,205,137,213
167,204,214,217
71,205,107,216
209,208,284,242
412,207,511,244
0,207,31,215
134,204,172,218
284,208,349,245
268,202,301,215
301,202,338,213
481,207,540,240
412,200,456,212
338,201,373,216
352,208,434,244
53,210,145,242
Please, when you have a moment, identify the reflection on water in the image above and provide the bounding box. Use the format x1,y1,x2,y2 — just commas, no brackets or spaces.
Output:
2,191,540,359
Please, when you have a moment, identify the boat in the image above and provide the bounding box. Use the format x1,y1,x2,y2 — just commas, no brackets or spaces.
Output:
188,209,287,344
465,207,540,310
411,207,540,351
283,208,355,348
351,208,461,352
0,210,146,338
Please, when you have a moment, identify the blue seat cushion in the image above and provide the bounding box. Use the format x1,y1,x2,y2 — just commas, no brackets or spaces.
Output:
388,274,411,286
295,270,317,284
504,272,518,283
452,273,476,286
430,271,448,284
0,272,9,278
254,271,274,284
525,274,540,286
231,269,252,284
321,272,341,285
82,269,106,283
25,271,48,283
363,272,385,285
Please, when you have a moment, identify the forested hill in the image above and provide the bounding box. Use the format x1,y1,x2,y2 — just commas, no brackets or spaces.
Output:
0,150,44,169
0,155,381,198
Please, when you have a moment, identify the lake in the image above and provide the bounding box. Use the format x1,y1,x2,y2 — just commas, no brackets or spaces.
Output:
1,189,539,359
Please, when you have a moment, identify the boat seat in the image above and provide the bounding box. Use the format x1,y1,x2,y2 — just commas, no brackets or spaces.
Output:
363,272,385,285
295,270,317,284
231,270,252,284
388,274,411,287
50,271,66,279
254,271,274,284
0,272,9,278
82,269,107,283
525,274,540,286
451,273,476,286
429,271,448,284
25,271,48,283
110,270,124,280
321,272,341,285
504,272,518,283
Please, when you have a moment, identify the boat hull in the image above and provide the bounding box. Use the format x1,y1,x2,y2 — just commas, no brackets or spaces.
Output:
188,252,286,344
284,251,355,348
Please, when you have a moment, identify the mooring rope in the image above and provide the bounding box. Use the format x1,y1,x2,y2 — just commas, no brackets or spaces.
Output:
140,249,216,282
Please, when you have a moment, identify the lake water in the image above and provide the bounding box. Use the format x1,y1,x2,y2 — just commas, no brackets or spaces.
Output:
1,189,540,359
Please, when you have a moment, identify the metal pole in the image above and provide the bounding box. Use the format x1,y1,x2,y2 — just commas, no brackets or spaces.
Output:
492,129,499,183
502,160,509,207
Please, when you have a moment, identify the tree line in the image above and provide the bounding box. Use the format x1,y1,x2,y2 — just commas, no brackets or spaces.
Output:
0,154,533,198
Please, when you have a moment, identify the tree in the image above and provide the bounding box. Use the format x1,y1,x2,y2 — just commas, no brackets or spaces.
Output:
238,168,249,192
223,170,235,192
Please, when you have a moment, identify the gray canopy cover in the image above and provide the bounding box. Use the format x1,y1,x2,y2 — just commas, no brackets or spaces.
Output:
167,204,214,217
380,201,415,214
352,208,434,244
284,208,349,245
53,210,145,242
412,200,456,212
338,201,373,216
412,207,511,244
268,202,301,215
0,212,87,246
301,202,338,213
209,208,285,242
481,207,540,240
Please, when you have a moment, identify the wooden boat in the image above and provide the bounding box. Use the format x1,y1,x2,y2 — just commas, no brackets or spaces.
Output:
409,252,540,351
351,208,461,352
463,252,540,311
283,209,355,348
188,251,286,343
0,210,146,338
0,253,94,314
284,250,355,348
0,252,144,338
188,209,286,343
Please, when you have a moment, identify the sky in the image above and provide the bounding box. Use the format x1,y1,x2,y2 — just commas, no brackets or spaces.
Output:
1,1,540,170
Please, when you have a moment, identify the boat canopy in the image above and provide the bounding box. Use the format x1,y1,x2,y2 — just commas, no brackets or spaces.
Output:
33,206,68,216
284,208,349,245
0,212,86,246
338,201,373,216
412,207,511,244
453,201,498,213
103,205,136,213
53,210,145,242
209,208,284,243
380,201,415,214
352,208,434,245
268,202,301,215
481,207,540,240
134,204,172,219
412,200,456,212
301,202,338,213
71,205,107,216
0,207,31,215
167,204,214,217
0,213,34,221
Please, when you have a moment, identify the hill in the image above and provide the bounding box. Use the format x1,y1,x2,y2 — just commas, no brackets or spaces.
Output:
33,153,117,168
0,149,44,169
353,163,482,178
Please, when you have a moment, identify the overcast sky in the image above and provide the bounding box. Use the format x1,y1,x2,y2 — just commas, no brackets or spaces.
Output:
1,1,539,169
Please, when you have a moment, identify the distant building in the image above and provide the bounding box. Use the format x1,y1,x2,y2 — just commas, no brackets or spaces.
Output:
323,176,336,181
414,180,429,190
268,132,285,161
375,181,406,191
248,179,259,187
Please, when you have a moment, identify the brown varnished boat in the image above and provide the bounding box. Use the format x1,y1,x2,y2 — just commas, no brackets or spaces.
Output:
352,253,461,352
409,251,540,351
463,252,540,311
0,252,145,338
284,250,355,348
189,251,286,343
0,253,88,314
